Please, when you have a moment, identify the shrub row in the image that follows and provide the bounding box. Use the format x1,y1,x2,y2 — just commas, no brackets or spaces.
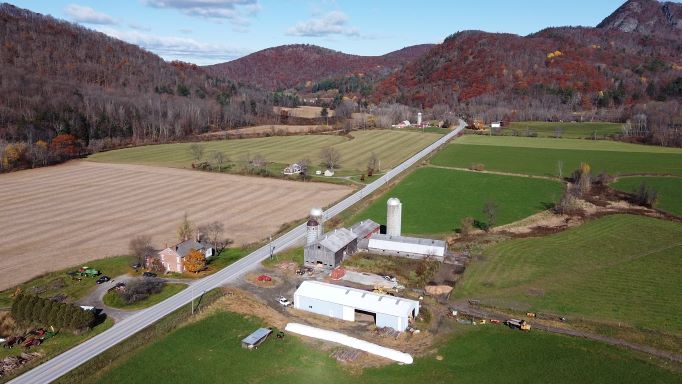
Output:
10,294,95,331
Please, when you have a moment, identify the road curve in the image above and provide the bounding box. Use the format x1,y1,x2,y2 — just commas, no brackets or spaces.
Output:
9,120,465,384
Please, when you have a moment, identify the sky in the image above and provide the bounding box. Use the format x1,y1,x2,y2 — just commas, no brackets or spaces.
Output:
7,1,666,65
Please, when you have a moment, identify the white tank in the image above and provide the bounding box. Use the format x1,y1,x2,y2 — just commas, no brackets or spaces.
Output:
417,112,422,126
307,208,324,244
386,198,402,237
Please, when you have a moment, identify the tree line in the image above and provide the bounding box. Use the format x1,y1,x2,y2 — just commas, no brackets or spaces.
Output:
11,294,97,332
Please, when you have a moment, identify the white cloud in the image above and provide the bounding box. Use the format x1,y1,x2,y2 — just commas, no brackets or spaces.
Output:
95,26,250,65
65,4,116,25
145,0,260,27
287,11,360,37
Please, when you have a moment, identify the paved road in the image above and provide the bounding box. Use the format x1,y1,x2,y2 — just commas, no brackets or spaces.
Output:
9,120,465,384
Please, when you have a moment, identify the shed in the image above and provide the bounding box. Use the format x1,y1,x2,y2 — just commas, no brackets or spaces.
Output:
350,220,381,240
241,327,272,349
368,234,446,261
293,281,419,332
491,121,502,128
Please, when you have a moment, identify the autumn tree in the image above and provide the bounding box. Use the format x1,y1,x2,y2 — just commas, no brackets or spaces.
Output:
182,249,206,273
574,162,592,196
129,235,155,266
320,146,341,170
177,212,194,242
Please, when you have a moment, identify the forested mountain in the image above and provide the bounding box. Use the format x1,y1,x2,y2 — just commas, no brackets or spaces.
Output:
205,44,434,91
0,3,270,147
372,0,681,123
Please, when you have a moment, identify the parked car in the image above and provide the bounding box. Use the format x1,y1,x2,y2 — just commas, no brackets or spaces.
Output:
131,263,142,269
277,296,291,307
383,275,397,282
95,276,110,284
257,275,272,282
143,272,157,278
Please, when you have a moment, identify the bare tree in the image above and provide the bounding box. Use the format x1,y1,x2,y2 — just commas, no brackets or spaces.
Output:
188,143,206,163
320,146,342,170
210,150,228,172
198,221,232,254
557,160,564,179
367,152,380,175
129,235,155,266
177,212,194,242
482,200,498,231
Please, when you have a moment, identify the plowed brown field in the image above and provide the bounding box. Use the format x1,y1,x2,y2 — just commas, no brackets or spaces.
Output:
0,161,351,290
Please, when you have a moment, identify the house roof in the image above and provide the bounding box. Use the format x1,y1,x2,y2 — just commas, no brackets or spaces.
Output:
174,239,213,258
295,281,419,317
241,328,272,345
350,220,380,239
319,228,357,253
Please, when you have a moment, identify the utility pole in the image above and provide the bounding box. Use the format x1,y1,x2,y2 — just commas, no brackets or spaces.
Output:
269,236,275,260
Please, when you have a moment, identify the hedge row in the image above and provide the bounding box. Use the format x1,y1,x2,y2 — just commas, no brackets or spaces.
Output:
11,294,95,331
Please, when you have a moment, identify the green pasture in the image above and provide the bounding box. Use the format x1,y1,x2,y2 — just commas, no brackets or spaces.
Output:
612,176,682,216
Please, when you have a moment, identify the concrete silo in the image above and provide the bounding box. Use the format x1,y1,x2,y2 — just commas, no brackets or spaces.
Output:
417,112,422,126
307,207,324,245
386,198,402,237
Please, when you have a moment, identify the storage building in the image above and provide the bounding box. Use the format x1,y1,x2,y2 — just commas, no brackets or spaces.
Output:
304,228,358,268
368,234,446,261
293,281,419,332
241,327,272,349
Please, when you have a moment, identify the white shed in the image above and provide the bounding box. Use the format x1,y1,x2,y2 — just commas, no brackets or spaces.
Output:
293,281,419,332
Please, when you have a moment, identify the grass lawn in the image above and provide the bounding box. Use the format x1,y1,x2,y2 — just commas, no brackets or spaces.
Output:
88,130,442,173
507,121,622,139
102,283,186,310
351,167,563,234
261,247,303,268
432,136,682,177
0,256,135,309
94,311,680,384
453,215,682,334
611,176,682,216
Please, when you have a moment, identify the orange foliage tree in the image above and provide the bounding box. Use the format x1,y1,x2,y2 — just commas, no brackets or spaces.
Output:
182,249,206,273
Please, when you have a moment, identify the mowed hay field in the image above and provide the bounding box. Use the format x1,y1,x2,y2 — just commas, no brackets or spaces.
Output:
89,130,442,172
612,176,682,216
92,310,680,384
0,162,351,290
507,121,622,138
454,215,682,334
432,136,682,177
351,167,563,235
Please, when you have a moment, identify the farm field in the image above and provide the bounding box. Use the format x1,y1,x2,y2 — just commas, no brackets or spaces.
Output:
507,121,622,139
199,124,332,138
432,136,682,177
612,176,682,216
0,161,350,291
273,105,334,118
92,310,680,384
351,167,563,235
89,130,442,172
453,215,682,334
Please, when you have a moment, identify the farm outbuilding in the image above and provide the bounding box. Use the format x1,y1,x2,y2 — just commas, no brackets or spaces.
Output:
368,234,446,261
293,281,419,332
241,327,272,349
350,219,380,240
304,228,358,268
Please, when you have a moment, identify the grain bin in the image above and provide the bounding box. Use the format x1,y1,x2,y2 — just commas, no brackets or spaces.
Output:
386,198,402,236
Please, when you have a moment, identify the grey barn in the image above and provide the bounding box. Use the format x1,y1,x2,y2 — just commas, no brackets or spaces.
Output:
304,228,357,268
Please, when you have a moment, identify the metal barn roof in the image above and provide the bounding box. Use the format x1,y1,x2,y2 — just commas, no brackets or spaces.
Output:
241,327,272,346
319,228,357,253
350,220,380,239
294,281,419,317
368,234,446,257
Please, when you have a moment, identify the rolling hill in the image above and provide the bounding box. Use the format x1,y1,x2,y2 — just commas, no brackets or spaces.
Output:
205,43,435,91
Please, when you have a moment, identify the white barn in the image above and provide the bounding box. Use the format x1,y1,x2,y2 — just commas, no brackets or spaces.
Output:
368,234,446,261
293,281,419,332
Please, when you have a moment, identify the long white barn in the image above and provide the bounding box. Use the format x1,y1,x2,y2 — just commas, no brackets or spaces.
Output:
293,281,419,332
367,234,446,261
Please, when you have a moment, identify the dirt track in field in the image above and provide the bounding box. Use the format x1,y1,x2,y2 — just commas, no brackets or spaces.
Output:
0,161,351,290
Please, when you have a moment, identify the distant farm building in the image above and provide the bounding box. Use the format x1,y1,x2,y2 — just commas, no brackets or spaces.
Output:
491,121,502,128
391,120,412,128
153,237,215,273
324,169,335,177
283,163,302,175
293,281,419,332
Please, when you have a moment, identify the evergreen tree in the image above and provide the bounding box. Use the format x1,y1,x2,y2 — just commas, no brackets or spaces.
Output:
55,304,69,329
39,300,54,324
22,296,38,323
11,294,25,322
48,304,60,326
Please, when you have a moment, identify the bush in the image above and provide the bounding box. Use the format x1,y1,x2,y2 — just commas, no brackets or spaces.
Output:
633,182,658,208
119,278,165,305
555,191,582,215
459,216,475,237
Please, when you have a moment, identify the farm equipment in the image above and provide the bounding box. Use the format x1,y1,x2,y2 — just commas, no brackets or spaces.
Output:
23,337,41,349
3,336,25,349
505,319,531,331
490,319,501,324
77,267,100,277
526,312,537,318
276,331,285,339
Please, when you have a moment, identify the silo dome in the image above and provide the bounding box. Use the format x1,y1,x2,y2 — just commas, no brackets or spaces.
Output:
387,198,401,206
310,207,323,218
